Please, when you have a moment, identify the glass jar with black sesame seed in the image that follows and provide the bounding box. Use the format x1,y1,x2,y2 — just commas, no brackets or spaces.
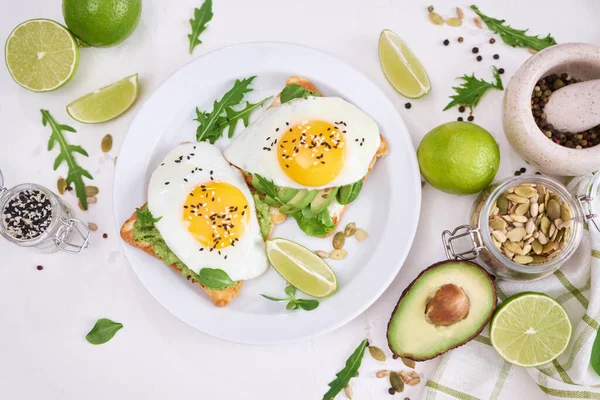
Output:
0,171,89,253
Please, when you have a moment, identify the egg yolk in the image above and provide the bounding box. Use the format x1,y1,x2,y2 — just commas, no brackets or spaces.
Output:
182,182,250,250
277,120,345,187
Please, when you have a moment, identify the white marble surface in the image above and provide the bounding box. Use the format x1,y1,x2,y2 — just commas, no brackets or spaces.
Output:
1,1,599,399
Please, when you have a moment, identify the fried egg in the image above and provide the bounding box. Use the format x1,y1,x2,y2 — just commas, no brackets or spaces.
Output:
148,142,267,281
223,96,381,189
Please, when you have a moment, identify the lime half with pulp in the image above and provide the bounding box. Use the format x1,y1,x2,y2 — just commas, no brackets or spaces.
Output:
66,74,139,123
378,29,431,99
490,292,572,367
266,238,337,297
5,19,79,92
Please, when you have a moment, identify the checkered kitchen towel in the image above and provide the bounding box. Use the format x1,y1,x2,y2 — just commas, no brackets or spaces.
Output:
422,174,600,400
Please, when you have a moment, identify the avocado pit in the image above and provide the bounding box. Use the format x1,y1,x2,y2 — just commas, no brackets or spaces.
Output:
425,283,470,327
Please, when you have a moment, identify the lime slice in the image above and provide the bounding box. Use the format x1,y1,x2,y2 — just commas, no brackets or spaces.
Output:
4,19,79,92
266,238,337,297
490,292,572,367
378,29,431,99
66,74,139,123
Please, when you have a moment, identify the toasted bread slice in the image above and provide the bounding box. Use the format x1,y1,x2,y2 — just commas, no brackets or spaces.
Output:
120,205,242,307
243,76,389,237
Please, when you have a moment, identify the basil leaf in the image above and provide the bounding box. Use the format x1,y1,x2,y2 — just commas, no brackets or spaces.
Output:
286,301,298,310
86,318,123,345
592,329,600,376
280,84,319,103
136,206,162,227
337,180,363,205
260,294,288,302
284,285,296,297
198,268,235,290
297,299,319,311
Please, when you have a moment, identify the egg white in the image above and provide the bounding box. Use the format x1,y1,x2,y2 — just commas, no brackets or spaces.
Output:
147,142,267,281
223,96,381,189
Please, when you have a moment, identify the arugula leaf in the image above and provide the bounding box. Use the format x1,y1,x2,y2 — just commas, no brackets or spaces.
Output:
187,0,214,54
443,67,504,112
471,6,556,51
252,174,284,204
261,286,319,311
214,97,272,138
337,181,363,205
195,76,256,143
86,318,123,345
41,110,93,210
198,268,235,290
280,84,319,103
291,209,335,237
322,339,368,400
592,329,600,376
136,207,162,227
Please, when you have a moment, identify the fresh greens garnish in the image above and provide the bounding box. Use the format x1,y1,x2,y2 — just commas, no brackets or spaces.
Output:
195,76,268,143
592,329,600,376
86,318,123,345
471,5,556,51
444,66,503,112
41,110,93,210
187,0,214,54
198,268,235,290
252,174,285,204
322,339,369,400
136,207,162,227
261,285,319,311
337,181,363,205
290,209,335,237
280,84,319,103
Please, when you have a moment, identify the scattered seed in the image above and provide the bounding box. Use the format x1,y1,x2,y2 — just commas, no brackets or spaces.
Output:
399,370,421,386
88,222,98,232
344,222,357,237
377,370,391,378
514,255,533,264
474,17,483,28
401,357,416,369
493,54,500,60
85,185,100,197
329,249,347,260
456,7,464,19
498,68,505,74
428,11,444,25
458,36,464,43
354,228,369,242
57,177,67,194
86,196,98,204
102,233,108,239
344,385,353,399
490,38,496,44
316,250,329,259
101,134,113,153
390,371,405,393
369,345,387,361
427,5,434,12
37,265,43,271
443,39,450,46
476,55,483,62
528,48,538,54
333,232,345,249
405,102,412,109
472,47,479,54
446,17,462,27
388,388,396,395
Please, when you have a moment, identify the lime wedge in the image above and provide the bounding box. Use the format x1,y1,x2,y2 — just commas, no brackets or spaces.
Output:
266,238,337,297
378,29,431,99
490,292,572,367
66,74,139,123
5,19,79,92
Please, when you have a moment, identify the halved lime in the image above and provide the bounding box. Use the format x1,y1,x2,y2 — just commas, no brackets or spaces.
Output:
490,292,572,367
66,74,139,123
266,238,337,297
378,29,431,99
5,19,79,92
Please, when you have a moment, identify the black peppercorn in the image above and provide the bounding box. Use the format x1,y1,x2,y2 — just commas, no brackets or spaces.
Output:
476,55,482,62
102,233,108,239
458,37,464,43
37,265,43,271
468,116,474,122
457,117,463,121
493,54,499,60
388,388,396,395
520,167,526,173
405,103,412,109
458,105,465,113
498,68,505,74
472,47,479,54
515,171,521,176
443,39,449,46
489,38,496,44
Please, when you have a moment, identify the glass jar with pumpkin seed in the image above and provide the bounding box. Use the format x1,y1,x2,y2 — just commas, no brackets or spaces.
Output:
443,175,600,281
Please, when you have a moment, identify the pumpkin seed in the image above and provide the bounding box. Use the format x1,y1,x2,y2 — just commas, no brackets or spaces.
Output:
87,196,97,204
514,255,533,264
532,240,543,255
88,222,98,232
515,186,537,198
537,231,548,245
503,241,522,254
85,185,99,197
525,218,535,234
446,17,462,27
376,369,391,378
530,202,539,217
497,196,509,214
522,244,532,255
57,177,67,194
354,228,368,242
101,134,113,153
506,194,529,204
556,229,564,243
401,357,416,369
547,199,561,220
515,203,530,216
531,255,547,264
490,217,507,231
543,241,556,253
429,11,444,25
511,215,528,223
344,385,353,399
548,223,556,239
540,217,551,236
329,249,347,260
368,346,386,362
456,6,464,18
503,248,515,259
506,227,526,242
492,230,507,243
399,370,421,386
390,371,405,392
333,232,345,249
560,206,571,222
344,222,356,237
316,250,329,259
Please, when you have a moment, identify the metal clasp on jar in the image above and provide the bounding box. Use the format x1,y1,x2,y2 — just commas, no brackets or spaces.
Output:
577,195,600,233
441,225,485,260
54,217,90,254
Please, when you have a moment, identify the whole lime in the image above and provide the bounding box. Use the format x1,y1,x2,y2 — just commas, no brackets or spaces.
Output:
62,0,142,47
417,121,500,195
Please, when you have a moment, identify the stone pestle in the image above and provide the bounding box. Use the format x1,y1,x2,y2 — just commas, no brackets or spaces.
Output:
544,79,600,133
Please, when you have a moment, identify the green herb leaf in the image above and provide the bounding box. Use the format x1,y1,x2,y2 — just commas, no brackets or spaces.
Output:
291,209,336,237
85,318,123,345
592,329,600,376
471,6,556,51
280,84,319,103
284,285,296,297
197,268,235,290
195,76,256,143
214,97,272,138
252,174,284,204
322,339,368,400
286,301,298,310
337,181,363,205
187,0,214,54
260,294,288,302
136,207,162,227
41,110,93,210
297,299,319,311
443,66,504,112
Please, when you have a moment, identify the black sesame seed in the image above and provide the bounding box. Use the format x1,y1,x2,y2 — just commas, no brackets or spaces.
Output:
165,182,170,185
535,172,542,175
476,55,483,62
472,47,479,54
493,54,499,60
443,39,449,46
405,103,412,109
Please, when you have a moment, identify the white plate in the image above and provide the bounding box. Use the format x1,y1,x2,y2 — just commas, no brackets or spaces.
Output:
113,42,421,344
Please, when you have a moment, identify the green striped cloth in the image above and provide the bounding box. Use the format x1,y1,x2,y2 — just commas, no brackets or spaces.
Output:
423,175,600,399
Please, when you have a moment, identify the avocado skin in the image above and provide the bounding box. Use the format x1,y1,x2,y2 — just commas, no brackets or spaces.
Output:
386,260,497,361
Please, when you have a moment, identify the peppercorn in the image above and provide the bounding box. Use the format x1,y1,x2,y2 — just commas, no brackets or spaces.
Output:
468,116,474,122
392,354,399,360
102,233,108,239
498,68,505,74
520,167,526,173
405,103,412,109
472,47,479,54
457,117,463,121
389,388,396,395
458,105,466,113
443,39,449,46
458,37,464,43
515,171,521,176
476,55,482,62
489,38,496,44
37,265,43,271
535,172,541,175
493,54,499,60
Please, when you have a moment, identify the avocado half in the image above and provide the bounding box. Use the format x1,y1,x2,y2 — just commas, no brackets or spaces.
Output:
387,260,497,361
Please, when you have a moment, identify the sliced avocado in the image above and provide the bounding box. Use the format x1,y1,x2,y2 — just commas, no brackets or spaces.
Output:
279,190,318,214
278,187,300,203
310,187,339,214
387,260,497,361
263,195,280,207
